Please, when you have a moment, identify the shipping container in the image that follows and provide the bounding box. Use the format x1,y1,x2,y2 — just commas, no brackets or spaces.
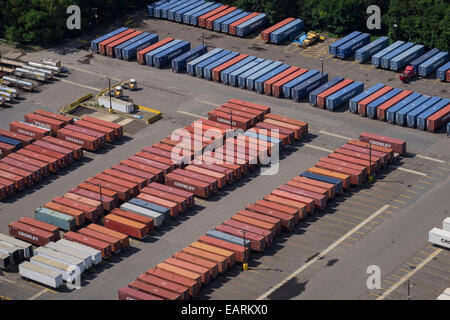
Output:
198,235,249,263
153,41,191,68
91,27,129,52
52,196,97,222
228,57,264,87
208,109,251,130
122,33,159,61
73,120,115,143
355,36,389,62
43,202,85,227
168,0,200,21
221,11,251,33
380,42,415,69
406,96,442,128
32,246,85,276
229,12,259,35
347,140,394,163
56,128,99,152
146,267,200,297
269,18,303,44
9,221,54,246
121,202,164,227
418,51,449,77
390,44,425,71
326,81,364,111
63,231,111,259
436,61,450,81
136,151,176,171
292,176,336,198
189,241,235,269
416,99,450,131
176,1,206,23
0,233,32,260
260,18,295,42
349,83,385,114
98,29,136,55
26,144,67,168
300,171,344,195
160,0,191,19
0,176,16,194
182,246,228,274
57,239,102,265
336,33,370,59
0,142,15,158
309,77,344,107
137,38,174,65
198,5,230,28
18,217,59,240
237,59,272,89
111,208,154,232
43,136,83,159
341,143,387,167
70,187,116,211
235,13,267,37
172,45,207,73
0,168,26,190
30,255,77,283
9,121,49,140
425,104,450,132
35,207,76,231
385,92,422,124
0,162,33,186
251,62,288,92
366,88,403,119
408,48,440,73
203,51,240,80
357,85,393,116
235,210,280,235
246,203,295,231
78,228,121,253
149,182,194,206
0,135,21,150
33,140,74,164
261,195,307,220
291,73,328,102
64,192,103,217
205,7,237,29
278,184,327,210
214,224,266,252
371,40,405,67
329,31,361,56
147,0,170,17
0,128,33,145
94,173,139,195
142,146,182,167
136,193,176,218
376,90,412,121
120,159,163,181
189,3,222,26
86,177,130,202
110,165,154,186
1,157,41,182
307,167,351,189
264,66,299,95
119,285,164,300
138,272,189,300
104,214,149,239
195,49,232,78
164,257,211,285
186,48,223,75
359,132,407,155
316,78,354,108
45,241,93,270
66,124,105,145
113,32,150,59
213,9,242,32
165,172,210,198
283,70,320,99
395,95,431,126
270,189,315,214
19,261,63,288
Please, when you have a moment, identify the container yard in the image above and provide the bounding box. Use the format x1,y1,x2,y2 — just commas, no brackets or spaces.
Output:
0,1,449,307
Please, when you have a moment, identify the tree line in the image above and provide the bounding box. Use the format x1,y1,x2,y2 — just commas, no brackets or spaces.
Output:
0,0,448,51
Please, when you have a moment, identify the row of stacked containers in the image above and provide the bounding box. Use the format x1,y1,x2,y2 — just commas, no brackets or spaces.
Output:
348,84,450,132
118,132,406,300
6,99,310,288
0,111,123,199
147,0,268,37
329,31,449,80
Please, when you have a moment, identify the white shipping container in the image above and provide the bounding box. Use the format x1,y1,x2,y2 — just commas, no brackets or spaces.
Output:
437,294,450,300
45,242,93,269
428,227,450,249
0,252,12,270
30,255,77,283
34,247,85,273
0,242,21,263
443,218,450,232
97,96,135,114
120,202,164,227
57,239,102,265
19,261,63,288
0,233,32,259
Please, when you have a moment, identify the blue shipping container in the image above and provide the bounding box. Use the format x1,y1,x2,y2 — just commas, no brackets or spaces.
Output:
349,83,385,113
292,73,328,102
255,64,290,93
114,32,150,59
416,98,450,130
336,33,370,59
366,88,403,119
237,60,272,89
195,50,232,78
408,48,440,73
35,208,76,231
309,77,344,107
326,81,364,111
122,34,159,61
228,57,264,87
270,19,304,44
329,31,361,56
153,0,179,18
153,41,191,68
187,48,223,76
380,42,414,69
243,131,281,150
207,230,251,248
299,172,343,195
389,44,424,71
190,3,222,25
236,14,267,37
221,12,251,33
406,96,442,128
0,136,21,149
203,52,240,80
168,0,200,21
172,45,207,73
183,2,214,24
418,51,449,77
385,92,422,124
145,39,182,66
213,9,242,32
220,56,256,84
176,2,206,22
160,0,187,19
371,41,404,67
437,61,450,81
147,1,170,17
128,198,170,222
395,95,431,126
246,61,284,91
355,37,389,62
283,70,319,99
91,27,128,52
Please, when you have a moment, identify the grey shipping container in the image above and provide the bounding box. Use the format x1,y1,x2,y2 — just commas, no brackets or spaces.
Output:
0,233,32,260
128,198,170,222
34,246,84,273
355,37,389,62
206,230,251,248
236,14,268,37
389,44,424,71
45,241,93,269
91,27,128,52
380,42,414,69
292,73,328,102
221,56,257,84
436,61,450,81
408,48,440,73
187,48,223,76
120,202,164,227
349,83,385,113
153,41,191,68
19,261,63,288
406,96,441,128
371,41,404,67
418,51,449,77
122,34,159,61
57,239,102,265
34,207,76,231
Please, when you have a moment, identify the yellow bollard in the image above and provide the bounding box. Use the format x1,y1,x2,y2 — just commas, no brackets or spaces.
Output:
243,263,248,271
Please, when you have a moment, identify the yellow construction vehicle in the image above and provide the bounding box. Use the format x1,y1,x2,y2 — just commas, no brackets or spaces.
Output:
301,32,326,47
122,79,137,91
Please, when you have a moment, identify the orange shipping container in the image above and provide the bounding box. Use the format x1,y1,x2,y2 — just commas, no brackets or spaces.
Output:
307,167,351,189
291,176,335,198
317,79,354,108
182,246,228,274
86,223,129,250
189,241,236,269
271,69,308,98
357,86,393,116
377,90,412,121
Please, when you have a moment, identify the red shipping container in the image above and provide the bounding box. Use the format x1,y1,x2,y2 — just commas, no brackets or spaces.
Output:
1,157,41,182
320,157,368,177
216,223,265,252
227,99,271,114
42,136,84,159
141,187,187,212
149,182,194,207
57,128,99,152
315,161,362,186
33,140,74,163
118,286,163,300
0,142,15,157
206,7,236,29
137,192,179,217
0,177,15,194
208,110,251,130
9,121,49,140
111,164,154,185
33,109,73,126
260,196,305,221
182,246,228,274
260,18,296,41
359,132,407,156
334,147,380,170
292,176,336,198
18,217,59,240
357,86,393,116
17,148,59,172
212,54,248,82
82,115,123,138
198,235,249,263
255,122,294,144
341,143,387,167
376,91,412,121
137,273,189,300
24,113,65,134
347,140,394,163
65,124,105,146
190,241,235,269
146,267,200,297
87,223,129,250
94,173,139,195
264,113,308,137
9,221,54,246
69,187,116,211
7,153,49,176
63,231,111,259
64,192,103,217
129,155,171,175
216,106,258,126
25,144,67,168
263,118,302,140
185,165,226,189
137,38,174,64
426,104,450,132
142,146,181,166
278,184,327,210
74,120,115,142
129,280,182,300
156,263,202,290
43,202,85,226
229,12,259,35
172,252,218,279
98,29,134,55
198,5,229,28
234,212,278,237
104,214,150,239
78,228,121,253
271,69,308,98
271,189,314,214
286,180,329,200
263,66,300,96
173,168,218,193
52,196,98,222
135,152,176,171
245,203,295,231
86,177,131,201
327,152,377,175
193,162,234,184
165,257,211,285
223,218,273,245
165,172,210,198
111,208,154,232
103,168,147,190
0,169,25,190
152,142,192,164
222,102,265,121
0,162,33,186
0,128,34,145
317,79,354,108
120,159,164,181
106,30,143,57
0,185,7,199
77,182,119,201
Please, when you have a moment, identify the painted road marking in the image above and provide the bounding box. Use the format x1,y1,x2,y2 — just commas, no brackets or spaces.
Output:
319,130,353,140
177,110,207,119
437,166,450,171
406,189,418,194
59,79,101,91
416,155,446,163
392,199,407,205
257,204,390,300
418,179,432,185
398,167,428,176
65,65,122,81
303,144,333,153
28,288,49,300
194,99,221,107
377,248,443,300
399,194,413,199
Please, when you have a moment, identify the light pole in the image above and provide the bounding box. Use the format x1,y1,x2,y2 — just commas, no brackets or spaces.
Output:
107,77,113,113
406,279,413,300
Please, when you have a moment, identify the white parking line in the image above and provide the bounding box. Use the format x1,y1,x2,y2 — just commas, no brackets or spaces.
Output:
177,110,207,119
415,155,446,164
398,167,428,177
65,65,121,82
377,248,443,300
319,130,353,140
28,288,49,300
303,144,333,153
59,79,101,91
257,205,391,300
